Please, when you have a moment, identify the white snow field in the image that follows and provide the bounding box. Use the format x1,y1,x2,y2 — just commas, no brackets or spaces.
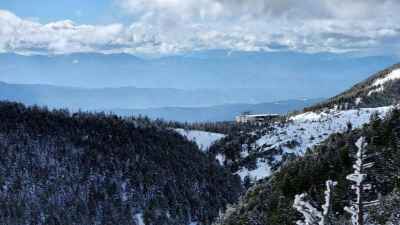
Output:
236,106,393,181
175,128,226,151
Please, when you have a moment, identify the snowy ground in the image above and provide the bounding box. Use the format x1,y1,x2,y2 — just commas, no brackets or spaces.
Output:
236,106,393,181
236,158,272,181
175,128,225,151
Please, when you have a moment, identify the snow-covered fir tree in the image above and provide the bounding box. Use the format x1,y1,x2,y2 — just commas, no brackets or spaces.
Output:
344,137,379,225
293,180,337,225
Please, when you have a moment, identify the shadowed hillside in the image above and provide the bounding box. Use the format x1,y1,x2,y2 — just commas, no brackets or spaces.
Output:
0,101,242,225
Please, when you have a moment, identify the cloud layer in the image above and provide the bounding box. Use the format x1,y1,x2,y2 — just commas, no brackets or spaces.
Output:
1,0,400,55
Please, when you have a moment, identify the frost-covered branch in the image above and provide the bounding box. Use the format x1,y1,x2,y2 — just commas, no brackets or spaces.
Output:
344,137,379,225
321,180,337,225
293,180,337,225
294,193,322,225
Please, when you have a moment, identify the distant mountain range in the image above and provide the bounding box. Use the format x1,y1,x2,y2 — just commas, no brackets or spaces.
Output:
0,81,322,122
0,51,398,101
0,81,284,109
112,99,322,122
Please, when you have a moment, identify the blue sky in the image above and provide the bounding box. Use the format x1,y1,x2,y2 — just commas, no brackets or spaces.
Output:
0,0,117,24
0,0,400,56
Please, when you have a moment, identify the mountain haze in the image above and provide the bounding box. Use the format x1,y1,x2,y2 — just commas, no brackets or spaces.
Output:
107,99,323,122
0,81,321,122
0,81,310,109
1,52,398,101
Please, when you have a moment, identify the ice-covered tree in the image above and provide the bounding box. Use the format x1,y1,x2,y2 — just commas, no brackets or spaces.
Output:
344,137,379,225
293,180,337,225
321,180,337,225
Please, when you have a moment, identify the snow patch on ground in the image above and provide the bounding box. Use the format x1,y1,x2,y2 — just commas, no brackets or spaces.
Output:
355,97,362,105
368,86,385,96
236,159,272,181
216,153,225,165
243,106,393,181
175,129,225,151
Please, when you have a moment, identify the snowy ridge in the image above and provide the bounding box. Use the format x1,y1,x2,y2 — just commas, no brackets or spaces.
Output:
368,69,400,96
371,69,400,87
175,128,225,151
236,106,393,181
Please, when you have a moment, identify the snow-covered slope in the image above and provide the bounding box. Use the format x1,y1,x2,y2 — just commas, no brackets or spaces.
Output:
175,128,226,151
257,106,392,155
234,106,393,181
368,69,400,96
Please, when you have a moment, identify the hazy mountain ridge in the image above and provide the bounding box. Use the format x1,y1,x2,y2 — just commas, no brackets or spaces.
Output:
0,81,315,109
112,99,323,122
0,81,322,122
1,51,397,100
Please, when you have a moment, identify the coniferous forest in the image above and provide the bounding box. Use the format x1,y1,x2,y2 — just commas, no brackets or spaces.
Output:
218,109,400,225
0,101,242,225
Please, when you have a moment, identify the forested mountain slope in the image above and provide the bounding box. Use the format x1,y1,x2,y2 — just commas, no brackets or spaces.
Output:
218,108,400,225
209,106,392,184
208,64,400,185
0,101,242,225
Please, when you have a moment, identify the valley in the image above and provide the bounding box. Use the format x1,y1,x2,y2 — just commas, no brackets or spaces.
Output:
168,64,400,224
1,2,400,225
1,63,400,225
1,61,400,225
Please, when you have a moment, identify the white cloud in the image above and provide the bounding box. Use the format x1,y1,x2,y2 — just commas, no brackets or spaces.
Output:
116,0,400,54
1,0,400,56
0,10,127,55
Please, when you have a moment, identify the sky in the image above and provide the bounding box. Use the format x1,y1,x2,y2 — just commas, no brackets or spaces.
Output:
0,0,400,56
